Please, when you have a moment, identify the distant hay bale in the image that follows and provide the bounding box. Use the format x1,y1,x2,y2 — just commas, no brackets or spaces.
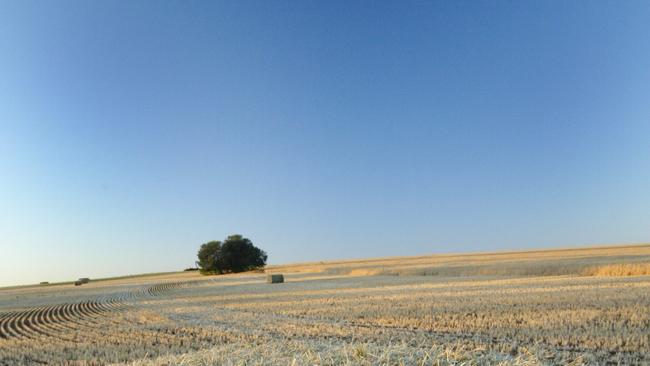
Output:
74,281,83,286
267,274,284,284
78,278,90,284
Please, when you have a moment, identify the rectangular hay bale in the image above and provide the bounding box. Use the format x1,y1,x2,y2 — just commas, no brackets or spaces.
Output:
267,274,284,284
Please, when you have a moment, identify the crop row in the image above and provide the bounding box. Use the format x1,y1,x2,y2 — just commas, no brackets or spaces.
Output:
0,280,200,341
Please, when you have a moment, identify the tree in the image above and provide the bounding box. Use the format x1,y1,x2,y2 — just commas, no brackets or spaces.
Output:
196,235,267,274
197,240,222,274
219,235,268,273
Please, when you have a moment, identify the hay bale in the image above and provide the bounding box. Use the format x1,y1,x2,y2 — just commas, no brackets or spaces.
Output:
78,278,90,284
267,274,284,284
74,281,83,286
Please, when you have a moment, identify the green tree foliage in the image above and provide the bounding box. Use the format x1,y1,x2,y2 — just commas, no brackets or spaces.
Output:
197,240,222,273
196,235,267,274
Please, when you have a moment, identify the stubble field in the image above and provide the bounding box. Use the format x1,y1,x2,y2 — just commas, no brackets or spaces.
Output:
1,244,649,365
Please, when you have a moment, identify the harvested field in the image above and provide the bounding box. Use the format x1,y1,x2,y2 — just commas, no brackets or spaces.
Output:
1,244,649,365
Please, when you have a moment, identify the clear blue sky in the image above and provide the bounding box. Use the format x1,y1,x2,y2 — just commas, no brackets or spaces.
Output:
1,1,649,287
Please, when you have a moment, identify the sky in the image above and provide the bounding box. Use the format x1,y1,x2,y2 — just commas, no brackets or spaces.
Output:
1,1,650,287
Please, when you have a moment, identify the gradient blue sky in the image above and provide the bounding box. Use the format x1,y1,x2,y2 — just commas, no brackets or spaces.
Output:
1,1,650,287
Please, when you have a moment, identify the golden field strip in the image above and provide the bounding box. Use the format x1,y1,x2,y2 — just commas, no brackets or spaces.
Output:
1,244,649,365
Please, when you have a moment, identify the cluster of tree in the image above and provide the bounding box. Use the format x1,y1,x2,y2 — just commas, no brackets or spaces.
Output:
197,234,267,274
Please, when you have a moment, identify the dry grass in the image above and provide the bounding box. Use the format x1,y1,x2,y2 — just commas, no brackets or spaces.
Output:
125,337,546,366
1,244,649,365
269,243,650,278
583,262,650,276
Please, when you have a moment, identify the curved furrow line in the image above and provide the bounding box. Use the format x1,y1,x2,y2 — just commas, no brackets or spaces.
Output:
9,306,69,341
33,306,55,332
99,296,123,311
77,301,100,320
91,301,127,327
95,292,123,311
68,302,100,327
10,308,36,339
0,312,12,321
53,303,74,325
1,316,20,340
26,309,57,339
72,305,131,339
59,303,96,331
6,310,28,339
3,311,25,340
147,285,159,296
139,287,148,297
0,311,10,338
89,304,121,327
99,297,117,310
117,287,143,305
84,301,111,318
62,302,116,340
54,302,119,338
58,303,77,324
46,303,102,341
53,305,71,326
110,295,127,307
114,289,142,309
117,292,133,306
1,279,203,341
0,301,124,340
99,298,125,314
82,301,129,328
41,305,79,336
85,301,106,316
28,307,62,339
145,281,191,297
77,302,124,330
0,311,18,339
13,308,47,340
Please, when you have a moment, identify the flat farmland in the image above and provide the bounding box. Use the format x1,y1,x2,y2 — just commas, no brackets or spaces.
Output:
1,245,650,365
